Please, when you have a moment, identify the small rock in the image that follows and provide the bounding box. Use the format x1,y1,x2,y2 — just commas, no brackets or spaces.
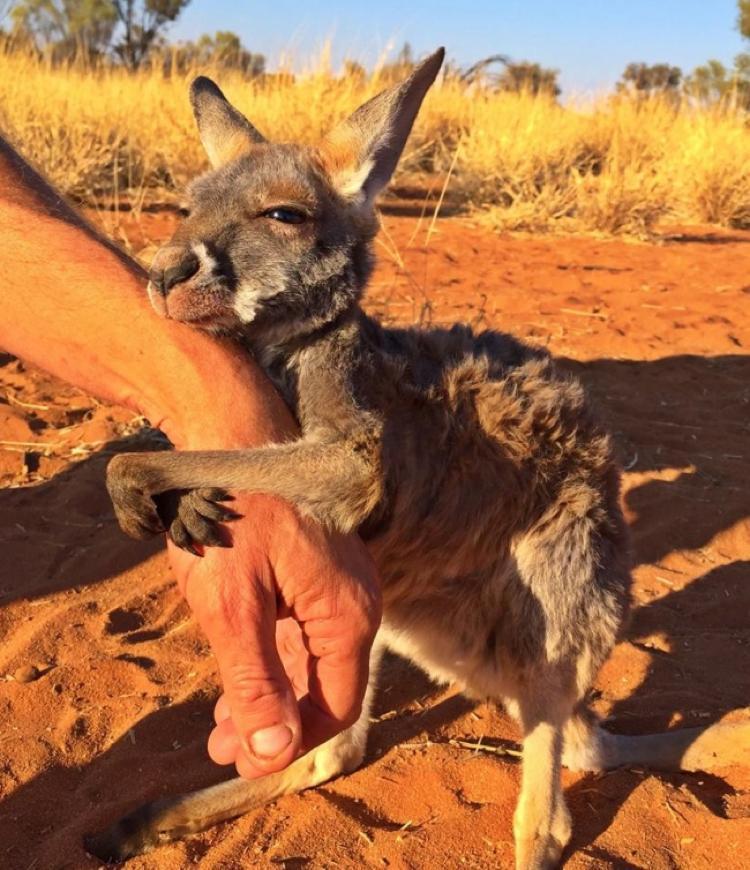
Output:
723,791,750,819
640,632,671,653
13,664,41,683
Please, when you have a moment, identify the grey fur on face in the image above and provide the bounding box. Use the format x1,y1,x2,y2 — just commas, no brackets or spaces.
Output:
149,142,376,347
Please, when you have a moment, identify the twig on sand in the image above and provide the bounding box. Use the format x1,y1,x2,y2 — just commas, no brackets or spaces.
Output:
5,393,51,411
559,307,607,319
0,439,63,453
449,738,522,759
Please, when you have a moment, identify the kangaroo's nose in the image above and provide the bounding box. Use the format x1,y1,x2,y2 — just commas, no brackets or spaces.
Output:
149,249,200,296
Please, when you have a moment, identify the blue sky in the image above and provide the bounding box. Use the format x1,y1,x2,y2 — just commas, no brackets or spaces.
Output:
170,0,747,94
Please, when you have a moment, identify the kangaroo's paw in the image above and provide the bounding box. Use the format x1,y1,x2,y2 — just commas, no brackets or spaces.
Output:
157,488,240,554
513,791,570,870
107,454,166,538
84,798,179,863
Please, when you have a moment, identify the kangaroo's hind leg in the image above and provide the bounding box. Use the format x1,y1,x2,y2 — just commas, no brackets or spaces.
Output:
87,640,383,863
510,673,577,870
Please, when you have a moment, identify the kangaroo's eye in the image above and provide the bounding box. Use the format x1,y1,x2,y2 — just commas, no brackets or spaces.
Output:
263,207,307,225
178,205,191,218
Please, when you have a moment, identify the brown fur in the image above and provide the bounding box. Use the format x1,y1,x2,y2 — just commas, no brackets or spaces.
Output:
89,49,750,868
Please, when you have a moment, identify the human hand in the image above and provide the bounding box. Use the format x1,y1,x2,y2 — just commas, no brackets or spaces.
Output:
168,493,380,778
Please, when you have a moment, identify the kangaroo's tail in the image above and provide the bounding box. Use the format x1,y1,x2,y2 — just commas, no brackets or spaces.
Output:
564,709,750,773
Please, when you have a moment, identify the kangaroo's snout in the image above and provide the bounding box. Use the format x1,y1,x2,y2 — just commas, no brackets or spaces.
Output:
149,246,200,297
146,241,233,324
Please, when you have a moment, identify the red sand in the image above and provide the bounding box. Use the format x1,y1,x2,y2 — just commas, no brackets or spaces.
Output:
1,212,748,868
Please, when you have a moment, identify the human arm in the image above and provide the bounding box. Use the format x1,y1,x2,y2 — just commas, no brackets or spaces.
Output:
0,132,381,775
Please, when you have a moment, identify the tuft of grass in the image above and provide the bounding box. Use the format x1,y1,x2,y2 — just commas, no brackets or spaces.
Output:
1,47,750,235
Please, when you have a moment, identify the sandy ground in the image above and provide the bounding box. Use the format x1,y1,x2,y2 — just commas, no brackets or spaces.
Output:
1,210,749,869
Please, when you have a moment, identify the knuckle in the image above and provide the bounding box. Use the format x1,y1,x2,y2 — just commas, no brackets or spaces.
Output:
226,667,285,712
348,612,374,647
189,578,266,637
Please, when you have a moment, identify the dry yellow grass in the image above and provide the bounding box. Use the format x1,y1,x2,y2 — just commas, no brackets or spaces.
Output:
1,47,750,235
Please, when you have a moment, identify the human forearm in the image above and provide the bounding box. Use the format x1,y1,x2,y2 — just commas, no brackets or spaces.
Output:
0,134,295,449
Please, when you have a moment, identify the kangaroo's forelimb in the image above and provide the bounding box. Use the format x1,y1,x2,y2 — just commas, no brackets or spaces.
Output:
107,435,382,546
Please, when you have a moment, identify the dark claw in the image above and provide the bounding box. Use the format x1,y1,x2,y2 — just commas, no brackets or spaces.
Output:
204,487,232,502
195,499,242,523
169,518,203,556
145,488,240,552
161,488,238,551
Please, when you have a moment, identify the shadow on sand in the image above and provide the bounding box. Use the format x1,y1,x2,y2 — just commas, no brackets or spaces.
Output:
0,352,747,867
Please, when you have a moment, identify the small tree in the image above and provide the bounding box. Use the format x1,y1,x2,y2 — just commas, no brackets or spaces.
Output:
684,55,750,107
617,62,682,96
497,61,560,97
685,59,729,102
683,4,750,106
196,30,264,74
165,30,265,75
739,0,750,39
9,0,189,65
10,0,118,59
112,0,189,69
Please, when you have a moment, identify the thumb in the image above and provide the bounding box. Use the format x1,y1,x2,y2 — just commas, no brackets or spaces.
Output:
183,557,302,777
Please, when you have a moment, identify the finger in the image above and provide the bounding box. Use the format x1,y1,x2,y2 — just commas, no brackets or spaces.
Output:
296,598,378,753
214,693,232,725
209,711,278,778
275,618,311,700
209,695,246,766
207,716,240,765
183,555,302,777
298,640,372,752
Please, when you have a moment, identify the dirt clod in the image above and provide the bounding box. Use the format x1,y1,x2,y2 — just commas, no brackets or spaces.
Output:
12,664,41,684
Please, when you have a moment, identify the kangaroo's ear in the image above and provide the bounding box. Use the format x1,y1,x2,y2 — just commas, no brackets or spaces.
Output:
318,48,444,204
189,76,266,169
